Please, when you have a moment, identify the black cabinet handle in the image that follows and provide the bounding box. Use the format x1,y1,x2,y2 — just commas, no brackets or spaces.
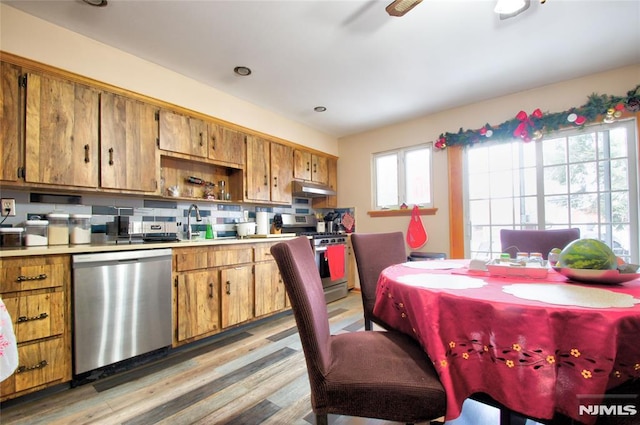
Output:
17,312,48,323
84,144,90,163
108,147,114,165
17,273,47,282
17,360,48,374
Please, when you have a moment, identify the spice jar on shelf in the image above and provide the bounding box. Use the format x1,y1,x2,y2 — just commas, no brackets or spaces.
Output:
47,213,70,245
70,214,92,244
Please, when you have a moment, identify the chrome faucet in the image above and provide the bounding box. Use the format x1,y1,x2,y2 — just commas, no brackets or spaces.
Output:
186,204,202,240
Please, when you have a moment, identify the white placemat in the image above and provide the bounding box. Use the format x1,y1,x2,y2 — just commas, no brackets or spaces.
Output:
396,273,487,289
402,261,466,270
503,283,640,308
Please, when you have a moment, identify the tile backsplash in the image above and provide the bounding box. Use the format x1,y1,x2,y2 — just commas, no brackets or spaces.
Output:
0,189,348,238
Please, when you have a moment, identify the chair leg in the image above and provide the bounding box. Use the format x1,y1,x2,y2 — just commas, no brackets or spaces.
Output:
364,318,372,331
316,413,328,425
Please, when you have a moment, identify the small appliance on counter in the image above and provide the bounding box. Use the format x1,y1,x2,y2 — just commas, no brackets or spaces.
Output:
108,216,179,243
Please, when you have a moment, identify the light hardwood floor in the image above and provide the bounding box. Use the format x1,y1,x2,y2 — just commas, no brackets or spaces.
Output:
0,292,451,425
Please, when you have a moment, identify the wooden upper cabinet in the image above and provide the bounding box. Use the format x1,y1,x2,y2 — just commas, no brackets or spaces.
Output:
313,157,338,208
293,149,312,181
208,123,245,168
270,142,293,204
100,92,158,192
158,110,208,158
0,62,21,183
25,72,99,188
294,149,328,185
245,135,271,202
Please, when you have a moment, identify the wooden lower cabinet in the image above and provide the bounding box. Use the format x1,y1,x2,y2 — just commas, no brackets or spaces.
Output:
254,245,286,318
176,270,220,342
173,243,288,346
0,255,71,402
220,265,254,328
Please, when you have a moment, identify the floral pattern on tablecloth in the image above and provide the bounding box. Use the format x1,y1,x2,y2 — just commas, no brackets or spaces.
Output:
0,297,19,382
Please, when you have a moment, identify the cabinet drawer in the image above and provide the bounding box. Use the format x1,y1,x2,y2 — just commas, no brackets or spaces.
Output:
209,247,252,267
0,255,69,293
174,248,209,272
3,292,65,343
0,337,68,396
254,244,277,262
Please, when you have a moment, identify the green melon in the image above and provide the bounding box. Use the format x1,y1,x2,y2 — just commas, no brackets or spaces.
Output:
557,238,617,270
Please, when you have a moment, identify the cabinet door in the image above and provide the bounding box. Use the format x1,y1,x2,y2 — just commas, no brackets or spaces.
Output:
176,270,220,341
313,157,338,208
312,154,329,184
100,92,158,192
159,110,208,158
220,265,254,328
25,72,99,187
209,123,245,168
270,142,293,204
254,261,286,317
245,136,271,202
293,149,312,181
0,62,21,183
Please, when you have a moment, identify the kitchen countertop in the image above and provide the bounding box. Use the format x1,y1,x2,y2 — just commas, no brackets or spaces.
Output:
0,234,301,258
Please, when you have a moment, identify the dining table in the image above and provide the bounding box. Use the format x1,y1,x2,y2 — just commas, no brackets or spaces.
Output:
373,259,640,425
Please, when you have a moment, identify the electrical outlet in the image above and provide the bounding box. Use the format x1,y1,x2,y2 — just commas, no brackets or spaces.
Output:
1,198,16,216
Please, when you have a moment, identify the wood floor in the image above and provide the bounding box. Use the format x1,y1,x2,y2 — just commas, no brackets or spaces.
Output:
0,292,451,425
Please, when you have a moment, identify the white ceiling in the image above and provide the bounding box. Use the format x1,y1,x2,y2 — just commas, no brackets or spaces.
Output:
4,0,640,138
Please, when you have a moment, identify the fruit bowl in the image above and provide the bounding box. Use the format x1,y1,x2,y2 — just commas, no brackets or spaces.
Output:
552,267,640,285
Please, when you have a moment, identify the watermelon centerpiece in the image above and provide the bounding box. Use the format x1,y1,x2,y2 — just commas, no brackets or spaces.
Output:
557,238,617,270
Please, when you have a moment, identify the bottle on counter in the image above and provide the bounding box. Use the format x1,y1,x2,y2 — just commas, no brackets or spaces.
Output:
47,213,70,245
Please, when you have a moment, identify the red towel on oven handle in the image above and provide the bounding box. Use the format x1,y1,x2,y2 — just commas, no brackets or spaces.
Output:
326,244,345,280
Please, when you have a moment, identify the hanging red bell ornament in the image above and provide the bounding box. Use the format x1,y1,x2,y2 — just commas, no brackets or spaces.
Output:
615,103,625,111
574,116,587,126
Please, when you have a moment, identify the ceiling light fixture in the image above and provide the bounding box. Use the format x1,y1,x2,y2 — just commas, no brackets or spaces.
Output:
495,0,530,19
385,0,423,17
314,106,327,112
82,0,108,7
234,66,252,76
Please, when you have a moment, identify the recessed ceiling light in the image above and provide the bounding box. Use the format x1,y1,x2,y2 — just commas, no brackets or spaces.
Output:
82,0,108,7
314,106,327,112
234,66,252,76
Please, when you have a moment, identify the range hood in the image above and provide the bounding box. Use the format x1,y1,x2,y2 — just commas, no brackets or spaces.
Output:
292,180,336,198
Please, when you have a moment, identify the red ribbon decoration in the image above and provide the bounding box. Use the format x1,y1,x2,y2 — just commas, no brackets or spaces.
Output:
513,108,543,142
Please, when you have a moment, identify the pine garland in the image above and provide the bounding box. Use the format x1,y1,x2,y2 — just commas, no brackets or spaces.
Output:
434,84,640,150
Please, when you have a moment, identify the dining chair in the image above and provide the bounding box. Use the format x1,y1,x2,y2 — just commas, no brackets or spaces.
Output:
500,228,581,260
350,232,408,331
270,237,447,425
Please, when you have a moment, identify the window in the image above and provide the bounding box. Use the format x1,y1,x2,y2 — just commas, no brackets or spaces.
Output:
465,120,638,263
373,144,432,209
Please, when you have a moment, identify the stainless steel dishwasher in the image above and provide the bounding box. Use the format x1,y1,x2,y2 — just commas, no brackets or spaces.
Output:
72,248,172,375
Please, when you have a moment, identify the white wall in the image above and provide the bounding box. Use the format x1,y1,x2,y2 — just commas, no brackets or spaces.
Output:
0,4,338,156
338,65,640,256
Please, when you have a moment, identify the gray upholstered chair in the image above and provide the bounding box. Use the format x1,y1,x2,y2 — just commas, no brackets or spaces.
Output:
270,237,446,425
500,228,580,260
350,232,407,331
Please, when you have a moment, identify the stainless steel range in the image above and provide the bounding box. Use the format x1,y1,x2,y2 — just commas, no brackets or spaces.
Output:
280,214,348,303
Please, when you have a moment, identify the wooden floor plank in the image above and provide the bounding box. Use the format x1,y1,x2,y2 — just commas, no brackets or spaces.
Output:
1,293,454,425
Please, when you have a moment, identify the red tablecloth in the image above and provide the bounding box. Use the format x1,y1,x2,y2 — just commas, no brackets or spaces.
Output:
373,260,640,424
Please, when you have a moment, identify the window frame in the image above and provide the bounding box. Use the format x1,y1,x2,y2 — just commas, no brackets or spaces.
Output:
372,143,433,210
462,119,639,263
